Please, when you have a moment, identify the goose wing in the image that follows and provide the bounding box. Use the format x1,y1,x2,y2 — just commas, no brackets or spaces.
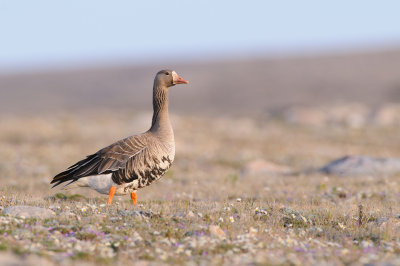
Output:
50,134,148,188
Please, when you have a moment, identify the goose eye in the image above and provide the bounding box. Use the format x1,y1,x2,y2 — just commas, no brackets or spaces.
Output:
165,72,169,76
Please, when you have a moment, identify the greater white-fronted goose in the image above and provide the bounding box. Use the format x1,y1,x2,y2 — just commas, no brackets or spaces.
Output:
50,70,189,205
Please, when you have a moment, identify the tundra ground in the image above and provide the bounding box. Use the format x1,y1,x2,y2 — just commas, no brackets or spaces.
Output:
1,111,400,265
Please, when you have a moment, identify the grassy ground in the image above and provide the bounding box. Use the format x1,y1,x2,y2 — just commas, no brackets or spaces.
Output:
1,111,400,265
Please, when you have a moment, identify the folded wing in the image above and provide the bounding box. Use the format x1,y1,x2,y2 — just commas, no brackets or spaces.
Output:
50,134,147,188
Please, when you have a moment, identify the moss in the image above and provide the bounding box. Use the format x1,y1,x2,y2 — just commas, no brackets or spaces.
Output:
73,252,91,260
0,243,8,251
67,194,88,202
75,232,97,241
50,226,71,234
12,247,26,256
224,173,239,184
211,243,238,254
204,213,212,223
139,253,155,261
51,193,68,201
0,229,12,235
164,228,173,238
47,193,88,202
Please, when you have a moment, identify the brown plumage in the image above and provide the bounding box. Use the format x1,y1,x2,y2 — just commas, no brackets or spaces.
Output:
50,70,189,205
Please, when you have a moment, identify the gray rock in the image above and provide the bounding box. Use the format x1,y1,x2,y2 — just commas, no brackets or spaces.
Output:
3,205,55,219
0,252,53,266
254,208,269,221
118,210,156,219
319,156,400,176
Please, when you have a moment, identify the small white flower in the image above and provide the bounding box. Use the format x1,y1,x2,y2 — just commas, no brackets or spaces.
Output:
218,217,224,222
236,198,242,202
229,216,235,223
81,207,87,212
338,223,346,230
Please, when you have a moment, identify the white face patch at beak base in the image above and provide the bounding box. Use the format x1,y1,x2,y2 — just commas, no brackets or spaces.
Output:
172,71,178,84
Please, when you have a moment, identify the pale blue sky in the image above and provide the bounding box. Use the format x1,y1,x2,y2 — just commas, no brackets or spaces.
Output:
1,0,400,72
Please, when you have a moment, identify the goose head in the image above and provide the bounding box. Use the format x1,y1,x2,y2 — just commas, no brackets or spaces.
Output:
155,69,189,88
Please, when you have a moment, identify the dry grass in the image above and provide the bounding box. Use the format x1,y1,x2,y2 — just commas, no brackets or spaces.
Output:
1,110,400,265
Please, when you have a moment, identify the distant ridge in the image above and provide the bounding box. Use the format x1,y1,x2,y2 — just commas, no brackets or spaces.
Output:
1,48,400,116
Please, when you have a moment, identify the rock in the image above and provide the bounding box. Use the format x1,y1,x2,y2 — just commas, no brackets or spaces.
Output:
209,225,226,239
0,252,53,266
254,208,269,221
241,159,291,176
280,207,310,228
3,206,55,219
325,103,369,128
59,211,76,219
119,210,161,220
319,156,400,176
186,211,196,219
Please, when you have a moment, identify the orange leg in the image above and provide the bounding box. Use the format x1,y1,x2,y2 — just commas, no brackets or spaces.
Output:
130,192,137,205
107,186,116,205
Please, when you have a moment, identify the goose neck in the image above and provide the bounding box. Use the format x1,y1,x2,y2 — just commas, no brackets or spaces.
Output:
150,85,171,133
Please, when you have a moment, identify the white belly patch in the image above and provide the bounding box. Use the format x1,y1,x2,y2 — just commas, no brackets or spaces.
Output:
64,174,136,196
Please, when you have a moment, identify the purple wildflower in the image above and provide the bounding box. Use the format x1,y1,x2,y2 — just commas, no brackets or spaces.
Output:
294,247,305,253
65,251,74,257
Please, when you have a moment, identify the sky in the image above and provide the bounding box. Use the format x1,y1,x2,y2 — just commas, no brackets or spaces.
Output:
1,0,400,72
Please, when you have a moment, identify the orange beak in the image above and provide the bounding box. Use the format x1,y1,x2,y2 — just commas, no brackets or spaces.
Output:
173,75,189,84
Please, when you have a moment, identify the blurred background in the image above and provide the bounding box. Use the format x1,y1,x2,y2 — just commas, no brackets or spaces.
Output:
1,0,400,117
2,0,400,196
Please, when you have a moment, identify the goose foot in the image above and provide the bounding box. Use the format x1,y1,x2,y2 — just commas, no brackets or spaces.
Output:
107,186,116,205
130,192,137,205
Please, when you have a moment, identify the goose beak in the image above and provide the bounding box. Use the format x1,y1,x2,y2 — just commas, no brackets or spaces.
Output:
172,72,189,84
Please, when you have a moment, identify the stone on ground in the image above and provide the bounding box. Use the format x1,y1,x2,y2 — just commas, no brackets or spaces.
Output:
319,155,400,176
3,205,55,219
209,225,226,239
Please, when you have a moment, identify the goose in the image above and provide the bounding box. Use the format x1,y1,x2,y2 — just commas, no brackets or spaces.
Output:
50,70,189,205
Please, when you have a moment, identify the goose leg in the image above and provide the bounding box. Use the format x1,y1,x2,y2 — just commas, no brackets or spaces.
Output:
130,192,137,205
107,186,116,205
